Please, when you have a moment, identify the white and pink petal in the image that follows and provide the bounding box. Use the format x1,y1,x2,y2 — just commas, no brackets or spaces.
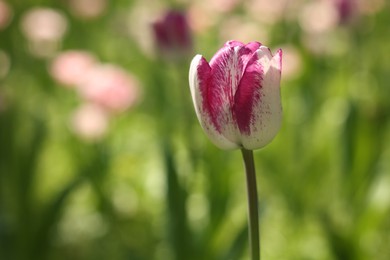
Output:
189,54,239,149
240,49,282,150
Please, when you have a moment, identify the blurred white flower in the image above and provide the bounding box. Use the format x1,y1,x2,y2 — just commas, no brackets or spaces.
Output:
0,1,12,30
77,64,141,113
301,29,349,56
219,16,269,45
50,50,97,87
21,7,68,42
245,0,288,25
70,103,109,141
209,0,239,13
20,7,68,57
187,2,219,33
299,0,339,34
125,0,164,57
68,0,107,19
279,45,303,80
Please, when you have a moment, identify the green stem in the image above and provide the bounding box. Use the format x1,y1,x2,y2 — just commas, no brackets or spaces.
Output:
241,149,260,260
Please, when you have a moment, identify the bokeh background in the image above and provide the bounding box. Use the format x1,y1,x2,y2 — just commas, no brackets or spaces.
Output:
1,0,390,259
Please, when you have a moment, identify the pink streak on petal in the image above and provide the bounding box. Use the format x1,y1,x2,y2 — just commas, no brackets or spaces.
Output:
196,56,222,132
237,42,261,74
244,41,262,53
234,51,263,135
206,41,263,138
208,45,244,138
209,43,231,66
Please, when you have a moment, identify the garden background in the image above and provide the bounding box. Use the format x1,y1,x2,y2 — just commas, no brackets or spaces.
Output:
1,0,390,259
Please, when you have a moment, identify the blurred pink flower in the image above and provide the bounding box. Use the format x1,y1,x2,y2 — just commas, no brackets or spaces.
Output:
68,0,107,19
50,50,97,87
70,103,108,141
0,1,13,30
152,10,192,57
77,64,141,113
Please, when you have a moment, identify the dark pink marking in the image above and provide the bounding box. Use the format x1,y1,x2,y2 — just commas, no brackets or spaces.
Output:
209,43,232,66
244,41,262,53
234,49,263,135
207,46,237,133
196,56,224,133
197,41,264,137
237,42,261,73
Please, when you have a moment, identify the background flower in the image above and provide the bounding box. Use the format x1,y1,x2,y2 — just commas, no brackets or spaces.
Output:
0,1,12,30
67,0,107,19
152,10,193,58
70,103,109,141
20,7,68,57
50,50,97,87
77,64,141,113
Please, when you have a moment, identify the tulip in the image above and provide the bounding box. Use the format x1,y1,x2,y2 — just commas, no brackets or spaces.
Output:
334,0,356,24
189,41,282,259
189,40,282,150
152,10,192,57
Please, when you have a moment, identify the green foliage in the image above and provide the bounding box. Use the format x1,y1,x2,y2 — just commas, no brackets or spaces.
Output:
1,0,390,259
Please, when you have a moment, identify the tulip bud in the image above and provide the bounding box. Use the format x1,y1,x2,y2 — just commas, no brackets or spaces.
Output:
189,41,282,150
152,10,192,58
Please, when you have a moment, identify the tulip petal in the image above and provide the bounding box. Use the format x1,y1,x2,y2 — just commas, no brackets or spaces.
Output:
243,41,262,53
206,41,265,148
189,54,239,149
208,44,243,144
234,50,263,136
272,48,283,72
240,48,283,150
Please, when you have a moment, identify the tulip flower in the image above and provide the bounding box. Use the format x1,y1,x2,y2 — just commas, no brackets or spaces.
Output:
189,40,282,260
189,40,282,150
152,10,192,57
